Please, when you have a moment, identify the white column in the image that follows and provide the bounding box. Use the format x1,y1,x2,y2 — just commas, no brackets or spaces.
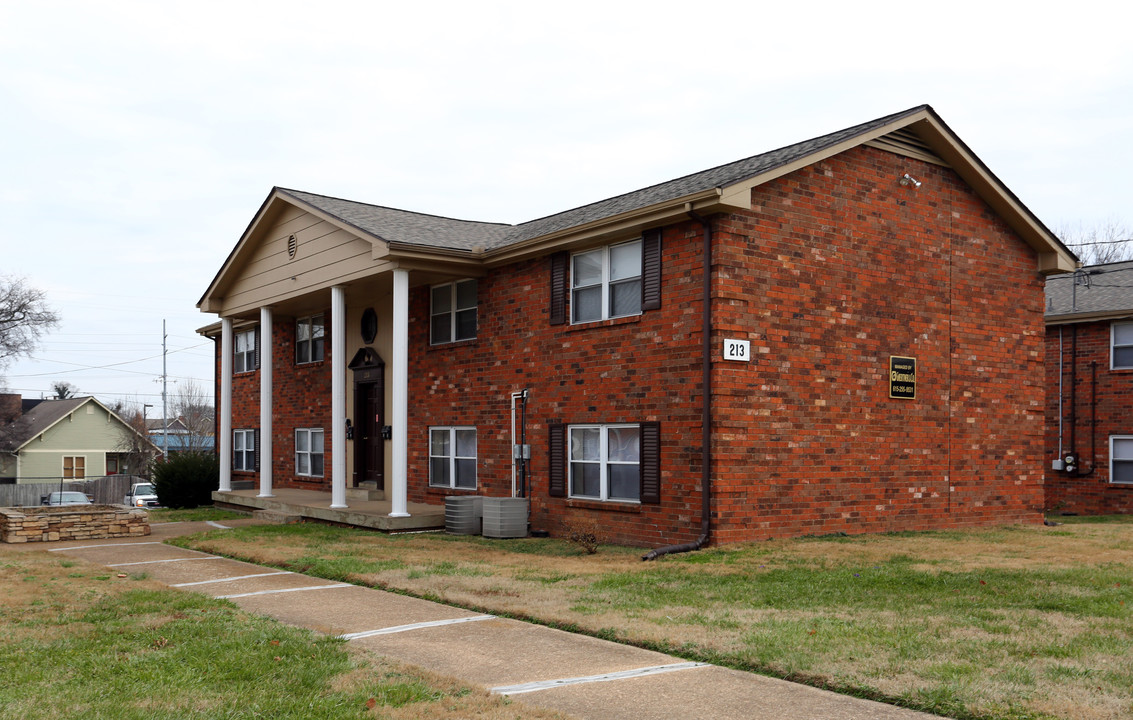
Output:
330,285,348,509
390,268,410,517
219,317,233,492
258,306,274,498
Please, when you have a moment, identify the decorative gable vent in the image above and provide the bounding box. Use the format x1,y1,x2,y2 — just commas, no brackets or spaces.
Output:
287,234,298,259
865,128,949,167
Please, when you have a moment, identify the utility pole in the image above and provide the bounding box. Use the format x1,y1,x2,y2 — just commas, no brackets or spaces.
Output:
161,319,169,459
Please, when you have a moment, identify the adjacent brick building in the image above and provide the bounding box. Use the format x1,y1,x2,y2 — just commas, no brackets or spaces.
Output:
1044,261,1133,515
199,105,1076,548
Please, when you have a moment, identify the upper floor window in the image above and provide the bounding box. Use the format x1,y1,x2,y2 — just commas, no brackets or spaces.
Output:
295,428,324,477
296,315,325,364
234,328,257,373
431,279,477,344
1111,436,1133,484
572,240,642,323
429,427,477,489
1112,322,1133,369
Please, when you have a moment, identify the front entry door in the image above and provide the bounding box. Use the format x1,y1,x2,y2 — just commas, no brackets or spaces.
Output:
349,348,386,491
356,379,385,489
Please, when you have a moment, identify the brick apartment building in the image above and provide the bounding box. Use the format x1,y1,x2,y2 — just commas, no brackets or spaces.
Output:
198,105,1075,548
1045,261,1133,515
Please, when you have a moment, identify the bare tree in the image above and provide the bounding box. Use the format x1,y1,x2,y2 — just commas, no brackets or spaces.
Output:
51,381,79,399
1059,219,1133,266
0,275,59,370
113,399,158,478
168,380,214,455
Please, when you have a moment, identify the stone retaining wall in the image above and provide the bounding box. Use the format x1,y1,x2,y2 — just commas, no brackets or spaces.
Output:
0,505,150,543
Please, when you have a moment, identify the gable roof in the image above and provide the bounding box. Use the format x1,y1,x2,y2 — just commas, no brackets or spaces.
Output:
1046,260,1133,324
1,397,159,453
200,105,1077,312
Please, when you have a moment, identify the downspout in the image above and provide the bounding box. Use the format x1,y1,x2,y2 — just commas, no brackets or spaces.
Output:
643,207,713,561
1057,327,1063,463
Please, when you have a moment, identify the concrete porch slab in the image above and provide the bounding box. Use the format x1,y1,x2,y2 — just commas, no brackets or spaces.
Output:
212,487,445,532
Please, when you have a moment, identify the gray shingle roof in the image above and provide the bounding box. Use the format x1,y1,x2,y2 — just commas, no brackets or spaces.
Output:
1046,261,1133,319
279,105,930,254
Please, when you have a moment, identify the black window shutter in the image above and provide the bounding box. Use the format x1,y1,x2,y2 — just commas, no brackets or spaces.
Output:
549,252,568,325
548,423,566,497
641,228,662,311
254,429,261,472
254,326,261,370
640,421,661,504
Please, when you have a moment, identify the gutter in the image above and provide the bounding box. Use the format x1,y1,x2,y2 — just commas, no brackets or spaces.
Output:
643,206,713,561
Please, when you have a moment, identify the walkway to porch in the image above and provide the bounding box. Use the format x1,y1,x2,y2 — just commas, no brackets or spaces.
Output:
212,487,446,532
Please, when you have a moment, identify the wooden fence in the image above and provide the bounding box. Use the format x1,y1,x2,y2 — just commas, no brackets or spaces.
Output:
0,475,144,508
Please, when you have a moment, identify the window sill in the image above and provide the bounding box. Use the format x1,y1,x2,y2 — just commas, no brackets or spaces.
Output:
426,487,478,496
565,315,641,332
564,498,642,513
427,338,477,352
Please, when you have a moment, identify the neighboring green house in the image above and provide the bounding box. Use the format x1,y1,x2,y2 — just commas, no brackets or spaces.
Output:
0,394,158,483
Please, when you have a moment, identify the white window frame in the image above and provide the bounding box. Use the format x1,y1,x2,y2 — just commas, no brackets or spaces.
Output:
1110,435,1133,484
1112,322,1133,370
233,429,255,472
568,424,641,502
234,329,256,374
295,428,324,477
62,455,86,480
296,314,325,364
430,279,478,345
571,239,642,324
429,426,477,489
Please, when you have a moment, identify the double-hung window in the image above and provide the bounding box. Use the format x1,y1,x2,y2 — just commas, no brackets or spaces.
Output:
572,240,642,323
233,429,256,472
431,280,477,344
569,424,641,501
234,329,257,373
295,428,324,477
1111,436,1133,484
63,456,86,480
429,427,477,489
1113,322,1133,369
296,315,325,364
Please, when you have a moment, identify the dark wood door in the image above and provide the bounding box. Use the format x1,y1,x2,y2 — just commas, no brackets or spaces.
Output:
356,380,384,489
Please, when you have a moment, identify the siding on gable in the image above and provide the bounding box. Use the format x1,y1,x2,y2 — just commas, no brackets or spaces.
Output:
221,206,391,317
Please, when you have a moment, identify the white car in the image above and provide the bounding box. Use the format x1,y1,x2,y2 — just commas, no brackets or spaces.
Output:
123,483,160,508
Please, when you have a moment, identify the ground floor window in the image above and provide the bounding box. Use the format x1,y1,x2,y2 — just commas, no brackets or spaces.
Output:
233,429,256,472
569,424,640,502
1110,436,1133,483
295,428,324,477
429,427,476,489
63,456,86,480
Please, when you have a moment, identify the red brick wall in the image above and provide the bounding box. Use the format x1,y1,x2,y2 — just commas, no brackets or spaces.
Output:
407,145,1047,546
225,315,333,490
1045,321,1133,514
708,146,1046,542
221,144,1049,546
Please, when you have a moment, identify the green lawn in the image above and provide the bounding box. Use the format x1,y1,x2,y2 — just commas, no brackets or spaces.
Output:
173,516,1133,720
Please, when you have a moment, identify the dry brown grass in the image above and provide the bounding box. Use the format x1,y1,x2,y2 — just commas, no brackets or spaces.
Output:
179,520,1133,720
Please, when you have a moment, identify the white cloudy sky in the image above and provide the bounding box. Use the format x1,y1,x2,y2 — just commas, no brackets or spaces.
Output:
1,1,1130,414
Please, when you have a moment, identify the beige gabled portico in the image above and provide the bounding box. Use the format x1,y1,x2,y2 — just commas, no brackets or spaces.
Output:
199,188,497,518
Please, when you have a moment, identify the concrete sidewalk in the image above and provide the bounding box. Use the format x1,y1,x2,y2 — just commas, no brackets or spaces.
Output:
42,520,947,720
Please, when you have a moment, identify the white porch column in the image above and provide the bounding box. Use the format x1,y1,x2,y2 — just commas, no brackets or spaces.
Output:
330,285,348,509
258,306,274,498
219,317,233,492
390,268,410,517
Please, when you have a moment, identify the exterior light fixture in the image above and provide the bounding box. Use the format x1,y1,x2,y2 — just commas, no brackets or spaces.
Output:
900,173,922,188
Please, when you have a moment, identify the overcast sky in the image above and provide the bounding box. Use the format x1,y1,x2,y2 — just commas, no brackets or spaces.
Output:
2,1,1130,414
